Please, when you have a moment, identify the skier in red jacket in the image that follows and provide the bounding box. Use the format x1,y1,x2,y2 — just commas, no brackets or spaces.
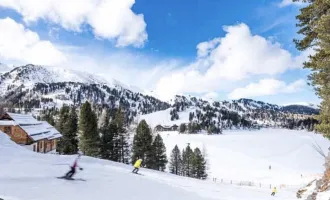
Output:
65,154,83,178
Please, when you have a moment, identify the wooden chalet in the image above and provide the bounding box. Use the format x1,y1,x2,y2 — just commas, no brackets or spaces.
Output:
0,112,62,153
154,124,179,132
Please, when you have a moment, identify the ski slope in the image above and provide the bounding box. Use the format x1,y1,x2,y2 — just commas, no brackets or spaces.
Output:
159,129,330,186
0,131,300,200
139,107,194,127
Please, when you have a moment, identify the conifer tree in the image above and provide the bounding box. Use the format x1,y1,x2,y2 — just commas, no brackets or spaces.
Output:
79,101,100,157
151,134,168,171
57,106,78,154
131,120,153,168
191,147,207,180
294,0,330,138
99,109,114,160
179,123,186,133
112,108,130,164
66,107,79,153
182,144,194,177
57,105,70,133
169,145,182,175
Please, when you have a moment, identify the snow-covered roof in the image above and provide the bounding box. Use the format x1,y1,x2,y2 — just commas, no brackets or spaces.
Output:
40,121,62,140
0,112,62,141
5,112,39,125
0,120,16,126
20,121,62,141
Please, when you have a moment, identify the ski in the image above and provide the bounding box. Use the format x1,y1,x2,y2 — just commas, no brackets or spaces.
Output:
131,172,144,176
57,176,86,181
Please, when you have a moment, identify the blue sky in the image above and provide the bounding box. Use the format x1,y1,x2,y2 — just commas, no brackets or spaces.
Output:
0,0,320,105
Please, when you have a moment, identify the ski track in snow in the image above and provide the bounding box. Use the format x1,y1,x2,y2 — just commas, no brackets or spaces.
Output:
0,129,329,200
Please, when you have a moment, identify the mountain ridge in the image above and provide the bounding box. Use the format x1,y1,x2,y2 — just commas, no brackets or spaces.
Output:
0,64,319,130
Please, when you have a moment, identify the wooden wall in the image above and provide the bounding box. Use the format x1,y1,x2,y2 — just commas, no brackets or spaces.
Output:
37,139,58,153
0,125,30,144
0,125,60,153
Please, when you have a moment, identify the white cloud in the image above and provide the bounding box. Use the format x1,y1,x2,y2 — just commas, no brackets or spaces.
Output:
0,17,66,66
228,79,305,99
0,18,312,102
153,23,309,101
197,38,221,58
0,0,147,47
278,0,305,8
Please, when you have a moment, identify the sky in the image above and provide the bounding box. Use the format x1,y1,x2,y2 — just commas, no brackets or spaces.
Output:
0,0,320,105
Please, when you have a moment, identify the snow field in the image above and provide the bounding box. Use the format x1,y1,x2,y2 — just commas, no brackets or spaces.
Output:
158,128,330,187
0,131,300,200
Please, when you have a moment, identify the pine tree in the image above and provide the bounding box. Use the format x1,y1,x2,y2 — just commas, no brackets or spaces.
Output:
179,123,186,133
57,106,78,154
112,108,130,164
189,112,194,122
294,0,330,139
99,109,114,160
151,134,168,171
131,120,153,168
57,105,70,134
191,147,207,180
66,107,79,153
169,145,182,175
79,101,100,157
182,144,194,177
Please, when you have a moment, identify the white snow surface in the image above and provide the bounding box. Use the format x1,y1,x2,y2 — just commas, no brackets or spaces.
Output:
158,129,330,187
0,65,108,87
0,65,137,95
139,107,193,127
0,129,320,200
1,127,330,200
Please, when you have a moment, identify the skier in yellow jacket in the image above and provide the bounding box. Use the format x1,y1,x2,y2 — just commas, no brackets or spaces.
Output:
271,187,277,196
132,157,143,174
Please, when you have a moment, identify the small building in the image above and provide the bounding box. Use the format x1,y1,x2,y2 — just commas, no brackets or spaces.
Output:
154,124,179,132
154,125,164,132
172,124,179,131
0,112,62,153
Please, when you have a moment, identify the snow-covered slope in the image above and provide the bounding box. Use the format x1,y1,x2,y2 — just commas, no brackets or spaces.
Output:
0,131,303,200
0,64,109,87
283,102,319,110
0,64,319,129
0,64,170,118
158,129,330,186
140,95,319,131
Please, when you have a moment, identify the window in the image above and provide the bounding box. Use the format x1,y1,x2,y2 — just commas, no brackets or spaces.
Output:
39,141,43,149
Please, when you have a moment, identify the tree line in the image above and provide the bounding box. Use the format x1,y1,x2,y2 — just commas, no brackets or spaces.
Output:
55,101,207,180
169,144,207,180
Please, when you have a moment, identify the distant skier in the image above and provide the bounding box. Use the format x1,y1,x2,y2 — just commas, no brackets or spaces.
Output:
132,157,143,174
271,187,277,196
65,154,83,178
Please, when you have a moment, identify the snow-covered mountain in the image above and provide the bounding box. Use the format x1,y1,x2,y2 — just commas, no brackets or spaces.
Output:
0,64,319,129
0,64,170,122
140,95,319,132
